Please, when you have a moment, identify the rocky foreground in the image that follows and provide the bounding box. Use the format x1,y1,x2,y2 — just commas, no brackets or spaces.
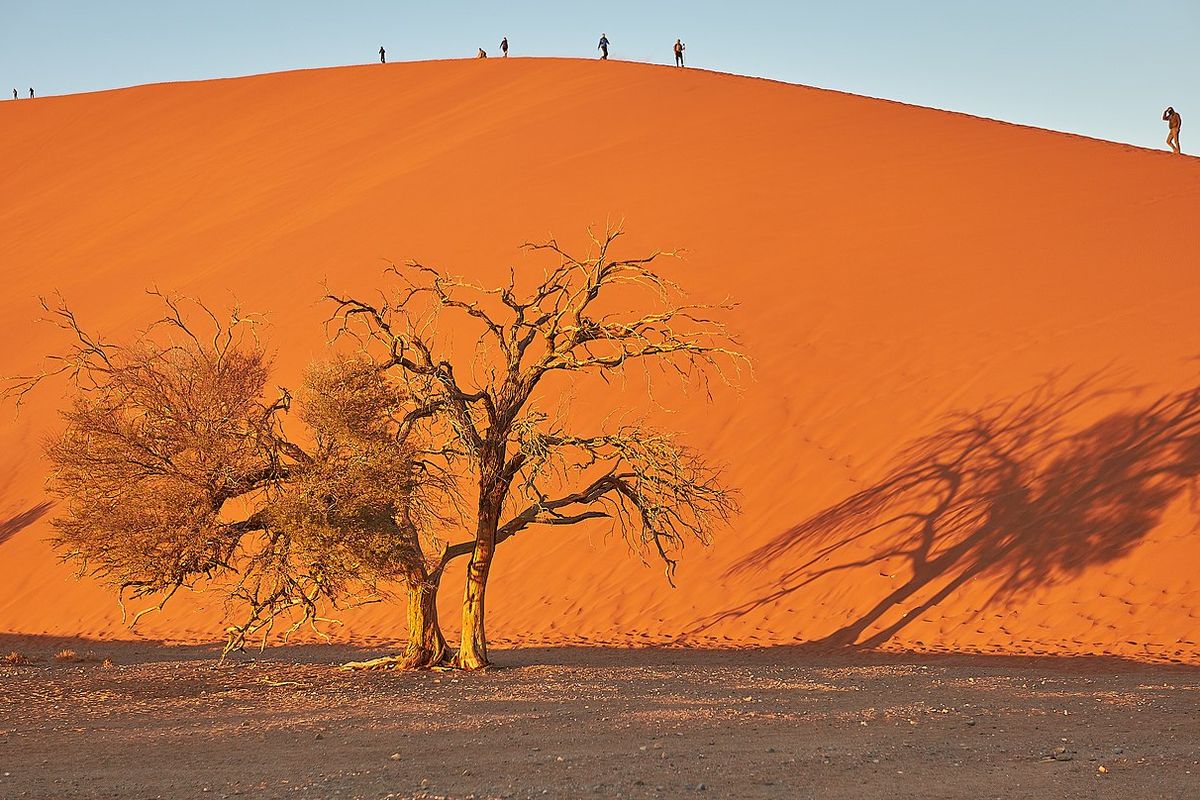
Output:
1,640,1197,799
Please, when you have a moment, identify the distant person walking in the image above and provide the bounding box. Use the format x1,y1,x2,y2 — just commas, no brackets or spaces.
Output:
598,34,610,60
1163,106,1182,155
11,88,16,100
379,46,386,64
28,87,33,98
674,39,685,67
500,37,508,57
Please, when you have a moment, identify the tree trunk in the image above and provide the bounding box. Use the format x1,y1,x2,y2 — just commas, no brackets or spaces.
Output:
456,525,495,669
339,574,447,672
403,578,447,668
455,443,510,671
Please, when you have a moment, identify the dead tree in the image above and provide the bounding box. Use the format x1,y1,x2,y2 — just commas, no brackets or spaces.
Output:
327,226,746,669
6,294,448,661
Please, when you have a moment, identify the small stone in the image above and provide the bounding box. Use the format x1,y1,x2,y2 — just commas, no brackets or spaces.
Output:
966,719,976,726
697,784,706,792
388,753,402,761
1113,747,1124,755
555,756,564,763
314,733,323,740
1054,751,1073,762
1098,765,1108,774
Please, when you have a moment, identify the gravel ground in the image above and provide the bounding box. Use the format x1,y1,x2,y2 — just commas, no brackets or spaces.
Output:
0,639,1197,800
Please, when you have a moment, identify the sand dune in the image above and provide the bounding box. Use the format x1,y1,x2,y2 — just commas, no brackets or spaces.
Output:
1,58,1198,663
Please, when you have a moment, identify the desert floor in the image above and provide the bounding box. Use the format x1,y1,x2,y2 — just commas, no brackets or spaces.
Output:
1,640,1197,800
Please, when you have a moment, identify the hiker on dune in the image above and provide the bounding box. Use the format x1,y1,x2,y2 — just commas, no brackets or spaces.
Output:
598,33,610,60
29,87,33,98
379,46,386,64
501,37,509,57
674,39,685,67
477,48,487,59
1163,106,1182,155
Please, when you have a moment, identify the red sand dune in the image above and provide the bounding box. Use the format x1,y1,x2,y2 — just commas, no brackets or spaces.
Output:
1,59,1198,663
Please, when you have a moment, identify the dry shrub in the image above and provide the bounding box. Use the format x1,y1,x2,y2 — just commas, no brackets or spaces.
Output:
53,648,78,662
3,651,29,665
22,295,448,655
44,314,280,603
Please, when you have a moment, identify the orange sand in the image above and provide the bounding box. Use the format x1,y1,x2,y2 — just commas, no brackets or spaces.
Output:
1,59,1198,663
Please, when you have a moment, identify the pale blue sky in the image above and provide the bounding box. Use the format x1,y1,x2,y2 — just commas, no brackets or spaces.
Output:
1,1,1196,150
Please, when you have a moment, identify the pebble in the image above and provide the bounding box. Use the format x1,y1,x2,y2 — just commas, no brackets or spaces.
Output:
388,753,402,761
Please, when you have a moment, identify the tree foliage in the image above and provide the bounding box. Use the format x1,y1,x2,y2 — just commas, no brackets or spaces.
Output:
8,294,445,653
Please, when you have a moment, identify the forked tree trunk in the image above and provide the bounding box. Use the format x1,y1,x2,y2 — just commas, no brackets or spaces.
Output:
403,579,447,668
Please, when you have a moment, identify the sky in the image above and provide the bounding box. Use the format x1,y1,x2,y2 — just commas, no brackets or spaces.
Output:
1,1,1196,150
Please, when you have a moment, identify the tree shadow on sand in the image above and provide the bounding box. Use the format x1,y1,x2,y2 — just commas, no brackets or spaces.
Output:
690,374,1200,648
0,502,52,548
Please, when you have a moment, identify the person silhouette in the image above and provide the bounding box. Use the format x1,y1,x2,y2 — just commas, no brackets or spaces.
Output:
674,39,685,67
29,87,33,98
379,46,386,64
500,37,509,57
477,48,487,59
598,33,610,60
1163,106,1182,155
11,88,16,100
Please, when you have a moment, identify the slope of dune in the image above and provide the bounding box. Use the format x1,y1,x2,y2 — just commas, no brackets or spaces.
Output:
2,58,1198,663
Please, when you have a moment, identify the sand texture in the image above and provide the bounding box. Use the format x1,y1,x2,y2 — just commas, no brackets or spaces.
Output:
1,59,1198,663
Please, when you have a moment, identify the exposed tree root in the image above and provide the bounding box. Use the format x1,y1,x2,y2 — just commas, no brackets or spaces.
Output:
339,648,455,672
339,655,410,671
